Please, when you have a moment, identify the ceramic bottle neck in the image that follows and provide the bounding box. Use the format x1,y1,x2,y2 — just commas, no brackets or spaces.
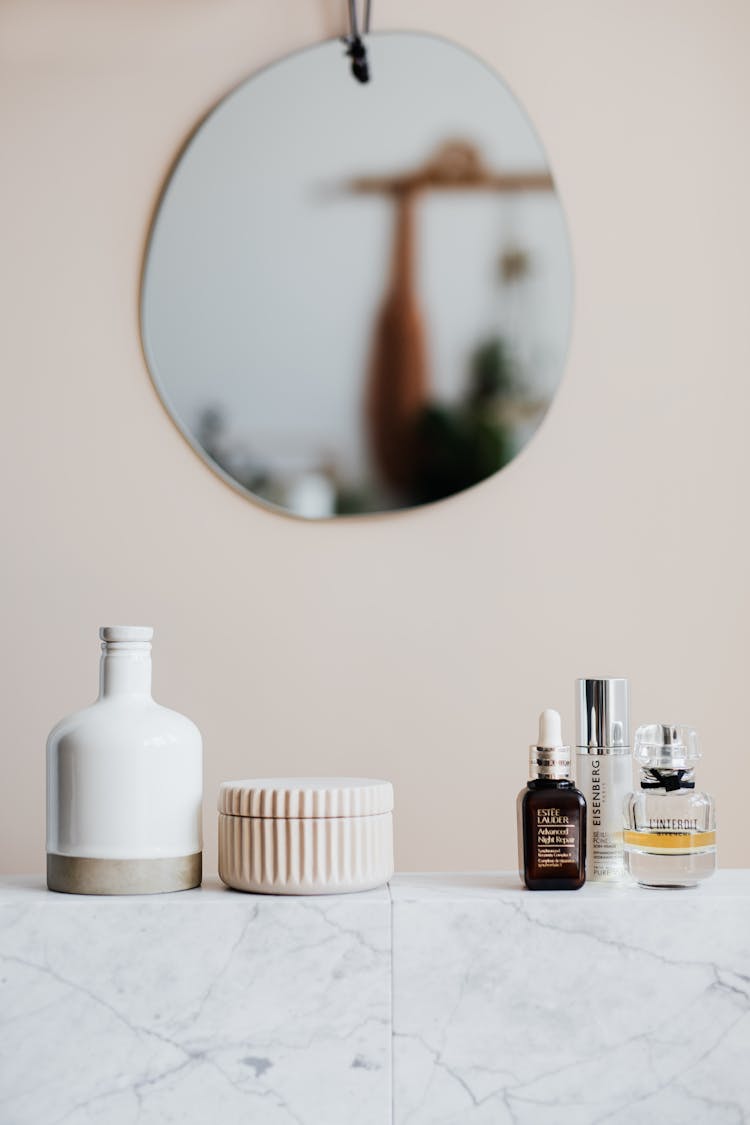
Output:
99,642,153,699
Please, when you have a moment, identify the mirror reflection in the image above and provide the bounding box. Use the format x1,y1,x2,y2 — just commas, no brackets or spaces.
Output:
142,33,572,518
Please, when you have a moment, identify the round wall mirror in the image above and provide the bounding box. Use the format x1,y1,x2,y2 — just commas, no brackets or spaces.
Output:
141,33,572,519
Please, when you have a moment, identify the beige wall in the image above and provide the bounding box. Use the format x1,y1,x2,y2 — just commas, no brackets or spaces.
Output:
2,0,749,876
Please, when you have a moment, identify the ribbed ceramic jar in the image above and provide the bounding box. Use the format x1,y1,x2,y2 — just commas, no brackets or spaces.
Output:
218,777,394,895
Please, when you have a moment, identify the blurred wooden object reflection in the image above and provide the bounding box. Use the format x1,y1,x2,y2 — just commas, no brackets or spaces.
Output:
365,192,428,493
350,140,554,196
349,141,554,498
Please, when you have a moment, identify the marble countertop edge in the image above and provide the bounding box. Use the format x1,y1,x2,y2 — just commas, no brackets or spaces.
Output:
389,868,750,900
1,869,749,905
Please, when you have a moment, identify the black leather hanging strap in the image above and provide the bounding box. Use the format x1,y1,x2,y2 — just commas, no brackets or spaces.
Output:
343,0,372,84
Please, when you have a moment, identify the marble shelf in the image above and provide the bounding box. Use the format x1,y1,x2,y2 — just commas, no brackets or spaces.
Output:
0,878,391,1125
391,873,750,1124
2,873,749,1124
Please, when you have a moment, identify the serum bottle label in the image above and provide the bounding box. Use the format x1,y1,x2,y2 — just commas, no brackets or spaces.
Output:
579,754,631,880
535,808,578,870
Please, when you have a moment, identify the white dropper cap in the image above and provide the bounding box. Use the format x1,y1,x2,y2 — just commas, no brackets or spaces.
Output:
529,709,571,779
537,708,564,749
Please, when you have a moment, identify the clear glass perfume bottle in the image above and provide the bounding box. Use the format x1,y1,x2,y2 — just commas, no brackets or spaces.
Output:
624,724,716,887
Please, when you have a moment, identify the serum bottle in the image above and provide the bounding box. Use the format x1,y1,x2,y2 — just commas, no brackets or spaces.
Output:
624,724,716,887
576,678,631,882
517,709,586,890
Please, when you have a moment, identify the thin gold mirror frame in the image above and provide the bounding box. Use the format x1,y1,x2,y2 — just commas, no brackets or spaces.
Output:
141,32,573,520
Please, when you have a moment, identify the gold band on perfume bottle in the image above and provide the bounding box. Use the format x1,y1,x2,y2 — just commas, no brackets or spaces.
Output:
623,830,716,852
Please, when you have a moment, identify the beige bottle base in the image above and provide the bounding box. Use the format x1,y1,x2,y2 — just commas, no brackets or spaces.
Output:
47,852,202,895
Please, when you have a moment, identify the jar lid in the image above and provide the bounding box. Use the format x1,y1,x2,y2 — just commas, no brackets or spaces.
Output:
218,777,394,819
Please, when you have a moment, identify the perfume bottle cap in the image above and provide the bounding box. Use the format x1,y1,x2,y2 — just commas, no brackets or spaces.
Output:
634,724,700,769
576,677,630,752
529,709,571,780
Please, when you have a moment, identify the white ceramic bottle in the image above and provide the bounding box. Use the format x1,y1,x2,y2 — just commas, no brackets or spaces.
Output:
46,626,203,894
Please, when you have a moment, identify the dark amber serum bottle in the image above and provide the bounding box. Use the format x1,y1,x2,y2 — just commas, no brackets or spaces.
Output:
518,710,587,890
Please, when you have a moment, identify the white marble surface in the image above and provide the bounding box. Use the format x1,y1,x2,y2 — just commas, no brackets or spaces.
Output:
391,872,750,1124
3,873,749,1125
0,878,391,1125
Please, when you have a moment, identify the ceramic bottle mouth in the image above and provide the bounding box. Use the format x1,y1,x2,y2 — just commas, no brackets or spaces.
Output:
99,625,153,652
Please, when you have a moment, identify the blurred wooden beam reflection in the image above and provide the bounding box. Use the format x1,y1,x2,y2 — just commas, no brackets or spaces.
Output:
349,139,554,196
352,141,554,497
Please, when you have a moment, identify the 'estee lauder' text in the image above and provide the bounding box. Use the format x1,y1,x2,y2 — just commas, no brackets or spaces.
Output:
536,809,570,825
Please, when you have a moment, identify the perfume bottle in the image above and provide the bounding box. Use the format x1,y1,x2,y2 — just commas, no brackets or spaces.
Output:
576,677,631,882
624,724,716,887
517,709,586,890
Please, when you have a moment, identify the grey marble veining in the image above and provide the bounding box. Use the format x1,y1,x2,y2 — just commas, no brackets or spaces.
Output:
0,878,391,1125
3,873,749,1124
391,872,750,1124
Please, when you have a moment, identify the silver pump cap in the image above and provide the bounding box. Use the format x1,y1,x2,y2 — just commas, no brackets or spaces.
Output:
634,723,700,769
529,709,571,780
576,678,630,753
